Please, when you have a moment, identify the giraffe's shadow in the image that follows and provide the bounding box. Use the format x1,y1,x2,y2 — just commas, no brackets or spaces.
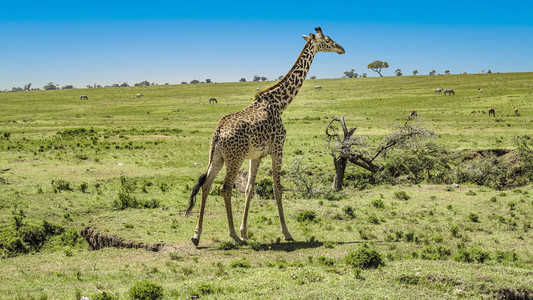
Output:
256,240,364,252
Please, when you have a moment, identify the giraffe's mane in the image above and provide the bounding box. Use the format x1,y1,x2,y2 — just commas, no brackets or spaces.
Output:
254,39,313,100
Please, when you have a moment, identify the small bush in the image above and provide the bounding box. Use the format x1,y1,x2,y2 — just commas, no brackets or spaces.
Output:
468,212,480,222
454,247,490,263
344,247,385,269
394,191,411,200
296,210,317,223
420,245,452,260
371,199,385,208
59,228,81,246
128,280,163,300
91,291,118,300
255,178,274,199
230,260,251,268
317,256,335,266
218,241,238,250
342,206,356,219
196,283,215,296
52,180,73,192
450,225,461,238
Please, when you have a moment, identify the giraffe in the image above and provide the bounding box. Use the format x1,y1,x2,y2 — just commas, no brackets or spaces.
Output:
186,27,345,246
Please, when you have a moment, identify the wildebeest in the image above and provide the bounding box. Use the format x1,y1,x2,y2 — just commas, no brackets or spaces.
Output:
434,88,443,94
444,89,455,95
136,93,143,98
209,97,217,104
488,108,495,117
80,95,88,100
314,86,322,90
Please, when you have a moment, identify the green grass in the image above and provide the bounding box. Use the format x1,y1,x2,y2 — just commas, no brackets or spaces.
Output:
0,73,532,299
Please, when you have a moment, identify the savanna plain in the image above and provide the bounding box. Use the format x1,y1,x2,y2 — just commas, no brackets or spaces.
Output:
1,73,532,299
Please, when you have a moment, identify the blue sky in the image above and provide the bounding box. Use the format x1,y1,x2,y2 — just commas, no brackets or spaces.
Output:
1,0,532,91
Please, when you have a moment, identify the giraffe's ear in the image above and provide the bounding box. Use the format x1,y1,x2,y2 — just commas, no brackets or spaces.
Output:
302,35,311,42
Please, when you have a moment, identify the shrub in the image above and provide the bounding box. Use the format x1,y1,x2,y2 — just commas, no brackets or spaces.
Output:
394,191,410,200
128,280,163,300
468,212,480,222
420,245,452,260
196,283,215,296
344,247,385,269
230,260,251,268
342,206,356,219
59,228,81,246
52,180,73,192
454,247,490,263
317,256,335,266
113,192,140,210
255,178,274,199
296,210,317,223
218,241,238,250
371,199,385,208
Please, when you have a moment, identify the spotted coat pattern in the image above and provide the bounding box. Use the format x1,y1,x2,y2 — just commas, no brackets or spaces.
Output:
187,27,345,246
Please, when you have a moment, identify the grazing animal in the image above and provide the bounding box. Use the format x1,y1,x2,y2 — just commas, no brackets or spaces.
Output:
514,108,519,116
256,88,260,91
314,86,322,90
408,110,418,120
80,95,88,100
488,108,495,117
444,89,455,95
209,97,218,104
186,27,345,246
434,88,443,94
478,88,483,92
136,93,143,98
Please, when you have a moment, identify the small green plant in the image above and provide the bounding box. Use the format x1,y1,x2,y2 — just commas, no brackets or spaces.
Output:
344,246,385,269
79,182,89,193
128,280,163,300
342,205,356,219
450,225,461,238
371,198,385,208
195,283,215,296
317,256,335,266
296,210,317,223
230,259,251,268
218,241,238,250
490,196,497,202
394,191,410,200
454,247,490,263
468,212,480,222
466,190,477,196
255,178,274,199
52,180,73,192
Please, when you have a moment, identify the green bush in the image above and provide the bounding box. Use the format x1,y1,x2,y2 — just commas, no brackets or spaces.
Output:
255,178,274,199
394,191,411,200
196,283,215,296
371,199,385,208
420,245,452,260
454,247,490,263
59,228,81,246
342,206,356,219
296,210,317,223
128,280,163,300
344,246,385,269
230,260,251,268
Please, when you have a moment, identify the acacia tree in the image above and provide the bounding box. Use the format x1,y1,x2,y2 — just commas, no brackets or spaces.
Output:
367,60,389,77
325,114,434,191
395,69,402,76
344,69,358,78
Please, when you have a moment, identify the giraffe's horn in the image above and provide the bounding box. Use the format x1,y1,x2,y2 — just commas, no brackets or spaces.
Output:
315,27,323,35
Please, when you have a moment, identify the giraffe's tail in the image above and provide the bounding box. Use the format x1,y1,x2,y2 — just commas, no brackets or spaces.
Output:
186,173,207,216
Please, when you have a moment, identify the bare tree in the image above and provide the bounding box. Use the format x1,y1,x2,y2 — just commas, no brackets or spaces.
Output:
325,114,434,191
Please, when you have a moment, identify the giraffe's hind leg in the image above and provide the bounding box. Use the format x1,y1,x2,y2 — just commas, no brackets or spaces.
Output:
271,149,293,242
191,154,224,246
240,158,261,240
222,160,244,244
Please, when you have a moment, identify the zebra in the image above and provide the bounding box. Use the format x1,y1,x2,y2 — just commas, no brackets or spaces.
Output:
80,95,88,100
209,97,218,104
136,93,143,98
434,88,443,94
443,89,455,95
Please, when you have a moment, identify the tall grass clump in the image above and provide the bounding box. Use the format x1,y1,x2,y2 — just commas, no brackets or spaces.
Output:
128,280,163,300
344,246,385,269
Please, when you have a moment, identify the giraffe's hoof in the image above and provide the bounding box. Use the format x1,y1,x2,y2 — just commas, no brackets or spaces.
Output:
191,237,199,246
285,237,295,242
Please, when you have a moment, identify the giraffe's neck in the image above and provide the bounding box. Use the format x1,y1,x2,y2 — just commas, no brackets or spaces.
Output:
254,41,316,113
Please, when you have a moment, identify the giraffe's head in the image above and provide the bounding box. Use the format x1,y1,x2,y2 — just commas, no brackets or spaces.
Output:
303,27,345,54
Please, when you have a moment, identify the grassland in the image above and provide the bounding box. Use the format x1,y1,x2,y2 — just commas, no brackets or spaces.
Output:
0,73,532,299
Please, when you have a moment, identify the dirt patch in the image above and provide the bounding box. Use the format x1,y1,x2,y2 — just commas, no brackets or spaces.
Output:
81,226,163,252
494,288,533,300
